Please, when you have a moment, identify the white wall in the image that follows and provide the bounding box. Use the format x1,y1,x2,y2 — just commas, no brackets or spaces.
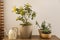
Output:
4,0,60,38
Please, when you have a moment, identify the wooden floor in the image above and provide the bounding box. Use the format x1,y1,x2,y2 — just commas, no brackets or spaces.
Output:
3,35,60,40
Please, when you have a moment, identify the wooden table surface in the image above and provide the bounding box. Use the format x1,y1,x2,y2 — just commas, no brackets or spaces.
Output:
3,35,60,40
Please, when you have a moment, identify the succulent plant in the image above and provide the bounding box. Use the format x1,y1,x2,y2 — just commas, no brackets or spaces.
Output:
41,21,51,34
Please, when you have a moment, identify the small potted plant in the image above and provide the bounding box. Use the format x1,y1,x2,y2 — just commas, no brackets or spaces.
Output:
12,3,36,38
36,21,52,39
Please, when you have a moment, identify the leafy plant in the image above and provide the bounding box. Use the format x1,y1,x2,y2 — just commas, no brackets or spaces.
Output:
41,21,51,34
41,21,46,30
36,21,51,34
12,3,36,26
36,21,40,28
42,27,51,34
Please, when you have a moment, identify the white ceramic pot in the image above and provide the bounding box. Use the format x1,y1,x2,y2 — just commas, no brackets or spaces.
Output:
8,27,18,39
20,25,33,38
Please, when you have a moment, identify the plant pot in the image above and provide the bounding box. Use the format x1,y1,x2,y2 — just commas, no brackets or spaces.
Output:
20,25,32,39
38,29,52,39
41,32,52,39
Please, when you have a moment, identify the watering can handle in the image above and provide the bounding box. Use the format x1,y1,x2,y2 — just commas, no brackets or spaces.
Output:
12,27,18,34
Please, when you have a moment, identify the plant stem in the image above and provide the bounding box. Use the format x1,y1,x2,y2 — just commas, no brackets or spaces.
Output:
24,15,28,23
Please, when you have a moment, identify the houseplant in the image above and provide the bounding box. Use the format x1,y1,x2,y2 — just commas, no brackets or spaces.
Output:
12,3,36,38
36,21,52,38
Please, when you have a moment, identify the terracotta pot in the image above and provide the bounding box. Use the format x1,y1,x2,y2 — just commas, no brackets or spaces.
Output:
20,25,32,39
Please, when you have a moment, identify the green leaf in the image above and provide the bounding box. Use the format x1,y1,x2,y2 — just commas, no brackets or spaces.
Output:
28,13,31,18
36,21,38,25
16,8,20,14
43,27,51,34
16,8,19,11
24,3,31,8
20,10,25,16
16,11,20,14
41,21,46,29
36,21,40,28
19,7,24,12
25,7,32,13
31,12,36,20
32,12,36,17
16,17,25,23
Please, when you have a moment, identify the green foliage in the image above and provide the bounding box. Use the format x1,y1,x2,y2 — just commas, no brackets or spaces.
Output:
31,12,36,20
41,21,46,30
42,27,51,34
36,21,40,28
16,16,25,23
41,21,51,34
13,3,36,26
